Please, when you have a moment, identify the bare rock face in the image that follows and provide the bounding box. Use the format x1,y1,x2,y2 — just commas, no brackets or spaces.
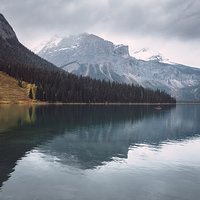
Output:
0,14,17,40
114,45,129,58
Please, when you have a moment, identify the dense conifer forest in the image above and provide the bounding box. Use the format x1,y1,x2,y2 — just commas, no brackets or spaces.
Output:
0,61,176,103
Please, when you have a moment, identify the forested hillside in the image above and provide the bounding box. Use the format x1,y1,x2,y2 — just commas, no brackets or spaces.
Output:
0,63,176,103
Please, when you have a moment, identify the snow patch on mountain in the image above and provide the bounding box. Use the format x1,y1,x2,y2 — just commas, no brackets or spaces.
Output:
133,48,175,65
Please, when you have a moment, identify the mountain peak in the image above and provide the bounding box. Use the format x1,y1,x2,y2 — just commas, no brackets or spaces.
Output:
133,48,175,64
0,13,17,40
37,33,131,66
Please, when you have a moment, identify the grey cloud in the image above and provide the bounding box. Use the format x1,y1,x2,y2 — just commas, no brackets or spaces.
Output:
105,0,200,40
1,0,200,43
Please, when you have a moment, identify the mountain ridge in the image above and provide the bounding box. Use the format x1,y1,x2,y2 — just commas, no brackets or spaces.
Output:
37,33,200,101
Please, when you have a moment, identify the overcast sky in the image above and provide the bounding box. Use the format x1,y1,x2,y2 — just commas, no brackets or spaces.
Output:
1,0,200,67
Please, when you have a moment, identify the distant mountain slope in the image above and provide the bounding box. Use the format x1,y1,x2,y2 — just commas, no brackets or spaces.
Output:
38,33,200,101
0,72,32,104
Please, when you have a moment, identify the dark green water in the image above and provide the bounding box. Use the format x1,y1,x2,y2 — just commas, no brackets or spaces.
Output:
0,105,200,200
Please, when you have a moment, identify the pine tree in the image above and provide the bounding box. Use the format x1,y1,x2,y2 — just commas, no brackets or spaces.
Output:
18,79,22,87
29,88,33,99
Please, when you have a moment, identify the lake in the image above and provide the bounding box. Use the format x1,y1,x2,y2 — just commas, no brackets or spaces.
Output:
0,104,200,200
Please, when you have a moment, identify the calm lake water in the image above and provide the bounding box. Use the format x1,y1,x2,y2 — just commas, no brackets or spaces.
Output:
0,104,200,200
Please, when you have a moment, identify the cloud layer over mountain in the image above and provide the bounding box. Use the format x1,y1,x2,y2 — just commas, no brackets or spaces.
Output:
1,0,200,67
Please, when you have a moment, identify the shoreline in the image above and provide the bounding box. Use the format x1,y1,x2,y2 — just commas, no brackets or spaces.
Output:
0,101,200,105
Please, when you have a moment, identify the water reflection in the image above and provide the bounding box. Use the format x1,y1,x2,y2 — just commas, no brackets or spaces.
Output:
0,104,200,191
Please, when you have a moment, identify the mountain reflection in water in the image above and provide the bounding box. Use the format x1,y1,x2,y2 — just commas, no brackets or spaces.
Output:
0,104,200,195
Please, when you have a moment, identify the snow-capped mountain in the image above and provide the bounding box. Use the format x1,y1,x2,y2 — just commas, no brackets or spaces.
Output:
37,33,200,101
133,48,175,65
